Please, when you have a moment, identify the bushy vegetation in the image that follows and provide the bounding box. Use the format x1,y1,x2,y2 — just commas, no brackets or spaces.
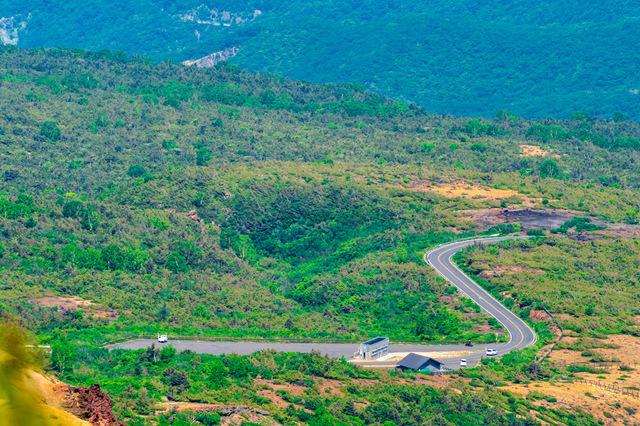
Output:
7,1,640,119
458,236,640,336
59,345,599,425
0,46,639,424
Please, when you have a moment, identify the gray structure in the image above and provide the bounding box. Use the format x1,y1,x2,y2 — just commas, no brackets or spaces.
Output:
356,337,389,360
397,353,444,372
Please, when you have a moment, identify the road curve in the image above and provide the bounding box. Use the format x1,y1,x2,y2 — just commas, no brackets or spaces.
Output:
425,236,537,368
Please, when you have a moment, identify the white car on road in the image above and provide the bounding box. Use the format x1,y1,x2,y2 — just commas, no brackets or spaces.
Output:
158,334,168,343
460,359,467,367
486,348,498,356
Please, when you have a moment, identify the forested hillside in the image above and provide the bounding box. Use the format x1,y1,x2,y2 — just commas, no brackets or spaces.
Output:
3,0,640,119
2,46,640,424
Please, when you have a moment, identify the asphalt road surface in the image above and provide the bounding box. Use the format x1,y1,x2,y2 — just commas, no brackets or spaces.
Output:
425,236,537,369
108,236,535,371
107,339,483,360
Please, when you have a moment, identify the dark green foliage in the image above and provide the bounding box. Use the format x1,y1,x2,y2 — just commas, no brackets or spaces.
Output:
127,164,148,178
539,160,560,178
488,223,521,235
613,111,626,123
62,200,84,218
196,147,212,166
61,72,99,91
165,252,187,273
550,217,604,234
8,2,640,120
40,120,61,141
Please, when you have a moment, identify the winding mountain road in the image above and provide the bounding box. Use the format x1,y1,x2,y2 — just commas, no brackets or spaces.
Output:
425,236,537,369
108,236,537,371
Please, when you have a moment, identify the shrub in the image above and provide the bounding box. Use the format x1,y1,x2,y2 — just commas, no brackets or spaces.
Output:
41,121,61,141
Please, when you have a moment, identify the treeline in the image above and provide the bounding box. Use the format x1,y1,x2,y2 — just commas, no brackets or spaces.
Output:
2,47,640,195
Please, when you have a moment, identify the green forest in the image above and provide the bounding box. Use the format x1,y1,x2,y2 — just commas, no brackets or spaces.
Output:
1,46,640,424
3,0,640,119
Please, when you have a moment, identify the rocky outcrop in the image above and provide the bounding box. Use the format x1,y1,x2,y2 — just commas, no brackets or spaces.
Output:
183,47,239,67
0,16,29,45
178,6,261,26
63,384,125,426
186,209,205,225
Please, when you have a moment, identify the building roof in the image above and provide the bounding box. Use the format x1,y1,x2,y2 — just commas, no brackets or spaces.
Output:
397,353,443,370
361,336,388,346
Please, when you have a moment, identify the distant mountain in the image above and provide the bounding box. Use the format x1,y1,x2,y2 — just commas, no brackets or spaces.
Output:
2,1,639,119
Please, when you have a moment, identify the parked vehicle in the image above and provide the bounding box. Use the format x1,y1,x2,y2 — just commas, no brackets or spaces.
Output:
158,334,168,343
486,348,498,356
460,359,467,367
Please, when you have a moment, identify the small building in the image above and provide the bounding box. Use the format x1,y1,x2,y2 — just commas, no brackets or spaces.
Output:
397,353,444,372
357,337,389,360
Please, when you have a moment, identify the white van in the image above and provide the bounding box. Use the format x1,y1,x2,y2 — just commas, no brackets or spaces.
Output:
158,334,168,343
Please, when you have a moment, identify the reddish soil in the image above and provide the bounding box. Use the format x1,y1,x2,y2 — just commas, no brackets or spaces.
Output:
477,264,546,279
36,296,93,310
505,382,640,425
154,402,275,425
64,384,125,426
528,309,561,338
34,296,120,320
26,370,120,425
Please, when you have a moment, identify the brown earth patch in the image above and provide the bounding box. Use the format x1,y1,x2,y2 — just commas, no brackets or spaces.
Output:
546,335,640,366
254,377,378,412
36,296,93,310
555,314,577,323
35,296,120,320
471,321,502,335
597,227,640,240
459,207,577,230
528,310,561,338
478,264,546,279
154,402,276,425
438,295,455,307
402,180,532,202
519,144,561,158
15,366,121,425
504,382,640,425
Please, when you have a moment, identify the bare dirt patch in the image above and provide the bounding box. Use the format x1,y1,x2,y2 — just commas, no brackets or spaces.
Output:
478,264,545,279
154,402,276,425
528,310,561,338
254,377,375,412
35,296,93,310
547,335,640,366
34,296,120,320
519,144,561,158
458,208,575,230
504,381,640,425
403,180,524,201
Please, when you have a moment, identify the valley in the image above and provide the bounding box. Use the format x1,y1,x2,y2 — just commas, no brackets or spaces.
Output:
0,45,639,425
